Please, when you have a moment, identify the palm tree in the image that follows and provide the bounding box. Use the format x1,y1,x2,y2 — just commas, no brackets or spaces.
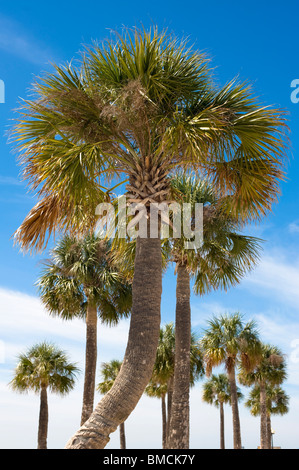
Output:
12,27,288,448
37,234,132,425
97,360,127,449
202,373,243,449
167,173,262,449
145,322,204,448
245,384,289,449
200,313,261,449
239,343,287,449
145,381,168,449
9,342,79,449
268,386,289,448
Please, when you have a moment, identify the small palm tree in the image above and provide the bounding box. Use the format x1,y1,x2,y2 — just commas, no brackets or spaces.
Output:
37,234,132,425
167,173,262,449
202,374,243,449
245,384,289,449
200,313,261,449
97,360,127,449
9,342,79,449
239,343,287,449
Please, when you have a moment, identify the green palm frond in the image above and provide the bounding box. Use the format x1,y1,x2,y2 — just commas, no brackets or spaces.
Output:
201,313,261,374
97,359,122,394
9,342,79,395
37,234,132,324
11,27,288,252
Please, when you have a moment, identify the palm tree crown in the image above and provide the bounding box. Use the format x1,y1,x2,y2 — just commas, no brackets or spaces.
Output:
239,343,287,387
201,313,261,375
202,373,243,407
9,342,79,394
37,234,132,324
12,27,288,252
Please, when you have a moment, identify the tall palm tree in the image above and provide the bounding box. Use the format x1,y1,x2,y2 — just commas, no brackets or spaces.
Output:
9,342,79,449
200,313,261,449
37,234,132,425
12,27,288,448
145,323,204,448
97,360,127,449
167,174,262,449
245,384,289,449
202,373,243,449
239,343,287,449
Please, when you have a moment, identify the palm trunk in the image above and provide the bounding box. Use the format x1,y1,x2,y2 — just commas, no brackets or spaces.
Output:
220,401,225,449
161,393,167,449
167,264,191,449
37,385,48,449
228,367,242,449
266,412,272,449
260,382,268,449
166,377,173,443
65,235,162,448
119,422,126,449
80,301,98,425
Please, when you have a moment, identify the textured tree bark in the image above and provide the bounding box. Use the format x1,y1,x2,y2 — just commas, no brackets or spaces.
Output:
65,235,162,448
266,412,272,449
80,302,98,425
37,386,48,449
228,367,242,449
161,394,167,449
119,422,126,449
220,401,225,449
167,264,191,449
260,382,268,449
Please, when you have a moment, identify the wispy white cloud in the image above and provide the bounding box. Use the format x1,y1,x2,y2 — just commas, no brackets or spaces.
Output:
0,175,22,186
1,286,299,449
244,251,299,308
288,221,299,234
0,14,55,65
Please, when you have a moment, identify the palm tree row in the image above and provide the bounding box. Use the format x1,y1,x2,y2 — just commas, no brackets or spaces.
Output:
10,26,289,449
95,316,289,450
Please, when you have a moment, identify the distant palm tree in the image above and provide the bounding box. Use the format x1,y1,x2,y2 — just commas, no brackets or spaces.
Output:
9,342,79,449
167,174,262,449
13,26,288,449
202,374,243,449
37,234,132,425
201,313,261,449
145,323,204,448
97,360,127,449
145,381,168,449
239,344,287,449
245,384,289,449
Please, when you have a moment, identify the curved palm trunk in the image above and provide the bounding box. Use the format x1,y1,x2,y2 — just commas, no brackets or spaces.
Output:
228,367,242,449
260,382,268,449
80,302,98,425
161,393,167,449
167,264,191,449
37,386,48,449
220,401,225,449
119,422,126,449
266,412,272,449
65,235,162,448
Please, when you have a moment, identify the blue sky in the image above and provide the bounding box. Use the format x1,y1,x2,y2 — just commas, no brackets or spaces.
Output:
0,0,299,449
